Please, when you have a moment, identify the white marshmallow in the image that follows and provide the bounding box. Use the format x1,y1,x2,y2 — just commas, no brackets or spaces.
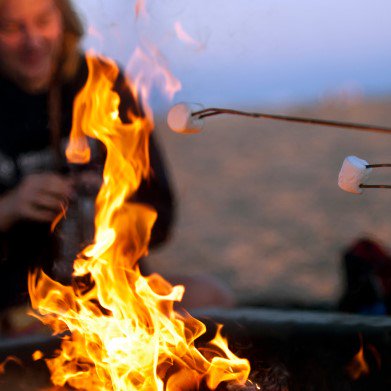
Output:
167,103,204,134
338,156,372,194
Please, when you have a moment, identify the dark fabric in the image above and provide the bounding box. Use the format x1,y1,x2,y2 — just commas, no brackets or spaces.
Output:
338,238,391,315
0,54,175,309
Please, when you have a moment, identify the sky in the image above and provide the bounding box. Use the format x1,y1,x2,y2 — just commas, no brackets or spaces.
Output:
73,0,391,109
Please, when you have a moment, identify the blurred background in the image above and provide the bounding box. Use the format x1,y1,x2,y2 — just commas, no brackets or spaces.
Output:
73,0,391,309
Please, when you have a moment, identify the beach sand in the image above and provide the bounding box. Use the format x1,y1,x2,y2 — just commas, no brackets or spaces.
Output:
147,95,391,307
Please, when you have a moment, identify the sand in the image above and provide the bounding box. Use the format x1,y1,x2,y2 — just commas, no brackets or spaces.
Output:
147,95,391,307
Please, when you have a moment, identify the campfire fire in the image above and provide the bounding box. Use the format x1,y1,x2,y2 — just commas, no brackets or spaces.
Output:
27,53,250,390
346,340,370,381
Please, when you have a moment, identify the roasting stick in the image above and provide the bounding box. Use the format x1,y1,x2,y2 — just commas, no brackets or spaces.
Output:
360,184,391,189
361,164,391,190
193,107,391,134
167,103,391,192
167,103,391,135
167,102,391,134
366,164,391,168
338,156,391,193
193,108,391,134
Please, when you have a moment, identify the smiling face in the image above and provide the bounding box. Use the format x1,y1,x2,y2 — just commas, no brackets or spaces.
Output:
0,0,63,93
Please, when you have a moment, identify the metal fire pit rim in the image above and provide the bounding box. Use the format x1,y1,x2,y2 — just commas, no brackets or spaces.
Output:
1,307,391,360
0,333,62,361
194,306,391,335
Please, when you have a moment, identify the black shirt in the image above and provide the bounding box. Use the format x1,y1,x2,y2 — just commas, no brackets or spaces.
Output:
0,54,175,308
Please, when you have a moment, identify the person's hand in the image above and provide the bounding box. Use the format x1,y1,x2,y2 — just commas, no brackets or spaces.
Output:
75,170,102,194
0,173,74,230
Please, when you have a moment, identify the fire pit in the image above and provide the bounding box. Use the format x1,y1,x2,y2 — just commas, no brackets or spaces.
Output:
4,22,388,391
1,307,391,390
197,308,391,390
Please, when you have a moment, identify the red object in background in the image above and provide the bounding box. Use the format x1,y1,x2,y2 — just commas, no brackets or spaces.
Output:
339,237,391,314
353,239,391,292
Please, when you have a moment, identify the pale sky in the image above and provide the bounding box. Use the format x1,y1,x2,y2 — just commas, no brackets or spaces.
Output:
74,1,391,108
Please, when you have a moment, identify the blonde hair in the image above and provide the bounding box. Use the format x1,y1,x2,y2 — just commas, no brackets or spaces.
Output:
49,0,84,162
54,0,85,81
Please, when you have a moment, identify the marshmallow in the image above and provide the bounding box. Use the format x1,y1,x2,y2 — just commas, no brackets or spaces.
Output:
338,156,372,194
167,103,204,134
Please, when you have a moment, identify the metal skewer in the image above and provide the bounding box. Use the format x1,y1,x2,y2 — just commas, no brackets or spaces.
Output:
167,103,391,192
360,164,391,189
366,164,391,168
360,184,391,189
192,107,391,135
191,109,391,189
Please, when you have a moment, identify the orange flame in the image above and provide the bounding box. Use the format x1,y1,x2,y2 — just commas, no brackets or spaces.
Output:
346,336,370,381
32,350,44,361
0,356,23,375
28,52,250,390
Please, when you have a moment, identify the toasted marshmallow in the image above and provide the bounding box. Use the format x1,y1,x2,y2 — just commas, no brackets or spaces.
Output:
338,156,372,194
167,103,204,134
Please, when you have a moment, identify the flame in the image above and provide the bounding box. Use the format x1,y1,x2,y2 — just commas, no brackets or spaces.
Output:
88,25,104,42
127,44,182,106
174,22,205,51
135,0,147,20
50,202,67,232
367,344,382,370
28,52,250,390
346,336,370,381
32,350,44,361
0,356,23,374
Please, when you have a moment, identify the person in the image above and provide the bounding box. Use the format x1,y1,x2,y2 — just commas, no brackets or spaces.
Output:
0,0,175,311
338,237,391,315
0,0,235,325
